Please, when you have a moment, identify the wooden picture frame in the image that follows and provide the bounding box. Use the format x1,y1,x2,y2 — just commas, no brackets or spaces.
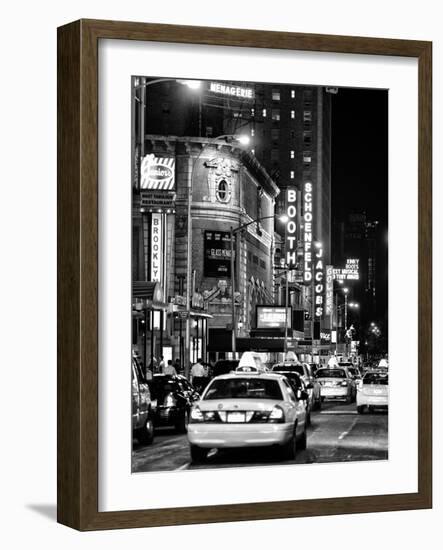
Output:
57,19,432,530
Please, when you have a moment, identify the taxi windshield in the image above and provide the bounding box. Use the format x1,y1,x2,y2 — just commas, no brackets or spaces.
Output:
203,378,283,400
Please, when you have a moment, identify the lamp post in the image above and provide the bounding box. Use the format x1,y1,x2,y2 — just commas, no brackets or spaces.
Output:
230,214,289,356
273,263,293,357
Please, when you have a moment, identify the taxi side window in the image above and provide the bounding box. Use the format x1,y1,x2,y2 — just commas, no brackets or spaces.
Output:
282,379,297,402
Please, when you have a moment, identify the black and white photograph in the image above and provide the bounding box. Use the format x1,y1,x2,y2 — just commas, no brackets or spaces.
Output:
131,76,388,473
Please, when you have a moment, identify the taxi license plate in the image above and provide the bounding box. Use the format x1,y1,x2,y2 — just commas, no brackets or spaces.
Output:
227,412,246,423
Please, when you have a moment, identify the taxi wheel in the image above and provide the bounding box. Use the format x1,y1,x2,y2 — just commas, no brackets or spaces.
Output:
190,444,208,464
136,416,155,445
357,405,365,414
298,429,307,451
280,427,297,460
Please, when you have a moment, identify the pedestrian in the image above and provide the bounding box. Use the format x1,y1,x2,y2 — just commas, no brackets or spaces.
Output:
158,355,165,373
174,358,181,374
190,358,207,391
164,359,177,376
327,353,339,368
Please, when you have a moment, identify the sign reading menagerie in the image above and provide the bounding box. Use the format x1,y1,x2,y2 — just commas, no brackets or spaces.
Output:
209,82,255,100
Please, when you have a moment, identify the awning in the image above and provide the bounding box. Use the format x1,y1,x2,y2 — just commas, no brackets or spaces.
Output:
132,281,168,310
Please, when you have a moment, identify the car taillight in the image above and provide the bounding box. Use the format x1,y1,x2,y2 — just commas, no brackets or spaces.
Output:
189,407,204,423
189,408,220,423
164,393,176,407
268,406,285,423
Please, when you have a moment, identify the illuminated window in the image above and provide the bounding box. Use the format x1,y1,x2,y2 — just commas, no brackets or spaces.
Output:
271,109,280,121
251,128,255,137
291,110,295,119
272,88,281,101
251,108,255,116
303,110,312,122
290,150,295,158
291,90,295,98
290,171,295,179
262,108,267,117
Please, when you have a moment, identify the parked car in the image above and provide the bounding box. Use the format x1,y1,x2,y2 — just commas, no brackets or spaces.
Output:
315,367,356,403
148,374,200,433
188,368,308,463
271,361,321,410
357,371,389,413
132,356,155,445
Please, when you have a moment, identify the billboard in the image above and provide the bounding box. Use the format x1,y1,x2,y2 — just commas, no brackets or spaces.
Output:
140,154,175,190
256,306,292,329
333,258,360,281
204,231,235,278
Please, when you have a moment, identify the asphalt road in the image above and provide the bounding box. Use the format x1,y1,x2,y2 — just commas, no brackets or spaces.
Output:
132,400,388,473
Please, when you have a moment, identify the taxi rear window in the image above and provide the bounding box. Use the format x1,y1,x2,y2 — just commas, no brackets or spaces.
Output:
316,369,346,378
204,378,283,400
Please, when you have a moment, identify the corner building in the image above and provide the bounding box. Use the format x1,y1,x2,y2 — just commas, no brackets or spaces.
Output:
132,135,279,368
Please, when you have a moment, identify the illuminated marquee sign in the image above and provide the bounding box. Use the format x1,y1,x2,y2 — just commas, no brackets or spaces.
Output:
209,82,255,100
150,214,163,283
303,182,313,282
256,306,292,329
285,188,298,268
303,180,324,318
141,154,175,190
314,245,324,318
325,265,333,316
333,258,360,281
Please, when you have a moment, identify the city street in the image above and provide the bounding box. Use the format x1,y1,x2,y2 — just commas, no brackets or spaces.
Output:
132,400,388,473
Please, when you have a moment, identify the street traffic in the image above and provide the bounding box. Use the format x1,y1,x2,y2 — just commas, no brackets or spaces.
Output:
132,353,388,472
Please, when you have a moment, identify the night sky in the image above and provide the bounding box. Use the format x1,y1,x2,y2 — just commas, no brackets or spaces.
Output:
331,87,388,229
331,87,389,334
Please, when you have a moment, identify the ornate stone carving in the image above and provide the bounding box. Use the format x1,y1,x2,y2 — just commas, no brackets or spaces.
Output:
203,157,239,203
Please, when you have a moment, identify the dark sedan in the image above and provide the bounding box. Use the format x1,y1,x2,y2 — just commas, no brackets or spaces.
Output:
148,375,200,433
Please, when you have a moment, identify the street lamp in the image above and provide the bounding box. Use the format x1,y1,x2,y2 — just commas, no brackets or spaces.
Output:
230,214,289,357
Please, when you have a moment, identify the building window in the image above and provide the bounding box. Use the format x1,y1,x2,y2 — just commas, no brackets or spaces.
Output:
271,109,280,121
253,255,259,265
291,89,295,99
290,130,295,139
272,88,281,101
251,108,255,117
291,110,295,119
271,149,279,162
260,259,266,270
271,128,280,142
262,108,267,117
303,131,312,146
290,171,295,179
216,179,230,203
303,110,312,122
290,150,295,159
251,128,255,137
